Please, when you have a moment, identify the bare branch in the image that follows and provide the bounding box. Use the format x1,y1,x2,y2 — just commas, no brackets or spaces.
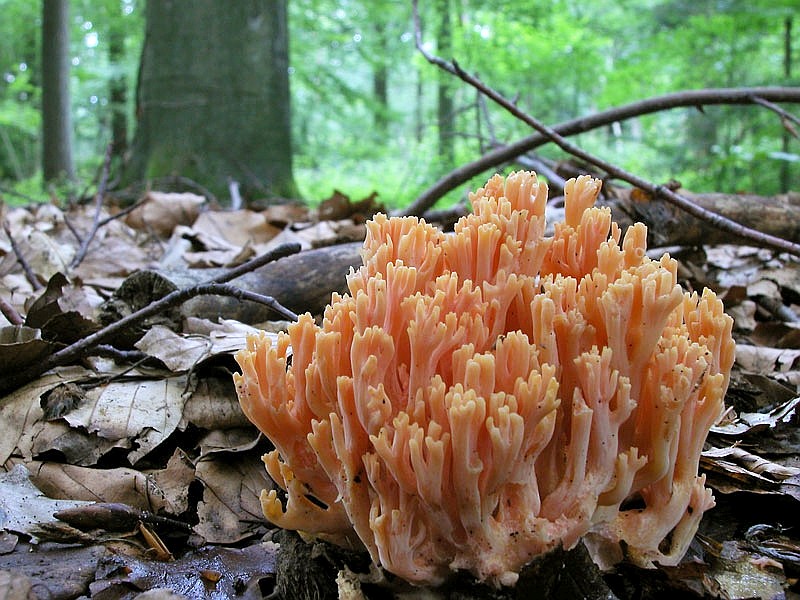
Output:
404,86,800,217
2,220,43,290
0,296,23,325
409,3,800,255
70,144,114,269
752,96,800,138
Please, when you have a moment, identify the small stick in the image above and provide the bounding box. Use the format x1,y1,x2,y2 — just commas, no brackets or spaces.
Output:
0,296,23,325
70,144,114,269
2,220,43,290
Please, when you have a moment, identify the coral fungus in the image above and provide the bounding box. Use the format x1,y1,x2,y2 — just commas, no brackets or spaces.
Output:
234,171,735,587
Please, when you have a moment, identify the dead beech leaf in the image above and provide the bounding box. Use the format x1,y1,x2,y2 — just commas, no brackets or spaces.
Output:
0,230,74,282
191,209,280,248
136,320,280,374
0,465,92,540
185,317,279,356
0,325,56,374
180,375,250,430
711,396,800,436
24,418,129,465
0,367,90,464
262,202,309,226
735,346,800,383
124,191,204,237
135,326,211,372
0,273,35,322
195,454,273,543
23,273,99,345
20,459,169,514
62,376,190,464
702,446,800,480
148,448,196,516
181,225,254,268
197,428,260,458
0,569,34,600
70,224,150,282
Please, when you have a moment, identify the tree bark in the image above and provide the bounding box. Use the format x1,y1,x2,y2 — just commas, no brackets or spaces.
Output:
372,21,388,132
781,16,793,193
126,0,298,203
41,0,75,182
607,187,800,249
108,14,128,163
435,0,454,167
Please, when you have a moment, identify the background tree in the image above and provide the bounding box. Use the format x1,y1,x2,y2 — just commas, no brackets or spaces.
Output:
41,0,75,182
124,0,298,202
0,0,795,207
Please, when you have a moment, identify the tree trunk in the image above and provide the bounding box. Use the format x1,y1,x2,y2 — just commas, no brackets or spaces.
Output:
781,16,793,193
436,0,454,167
41,0,75,182
372,21,388,133
108,15,128,163
126,0,298,203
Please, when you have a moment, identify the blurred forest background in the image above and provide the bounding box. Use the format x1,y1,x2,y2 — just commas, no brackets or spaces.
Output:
0,0,797,210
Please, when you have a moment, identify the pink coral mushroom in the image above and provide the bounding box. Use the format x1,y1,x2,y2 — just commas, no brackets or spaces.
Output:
234,171,735,587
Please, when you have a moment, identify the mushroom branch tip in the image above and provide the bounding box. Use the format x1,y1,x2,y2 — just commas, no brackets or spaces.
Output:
234,171,735,587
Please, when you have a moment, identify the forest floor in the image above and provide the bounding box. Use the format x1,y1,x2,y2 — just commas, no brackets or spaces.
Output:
1,184,800,600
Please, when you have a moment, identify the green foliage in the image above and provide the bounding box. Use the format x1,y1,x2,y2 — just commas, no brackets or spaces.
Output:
0,0,796,207
0,0,141,202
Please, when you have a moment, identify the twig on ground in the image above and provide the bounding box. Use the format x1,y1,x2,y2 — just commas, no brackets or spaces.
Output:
93,344,151,363
0,243,302,395
203,242,302,285
2,220,43,290
95,195,149,229
62,214,84,244
410,1,800,256
0,296,24,325
70,144,114,269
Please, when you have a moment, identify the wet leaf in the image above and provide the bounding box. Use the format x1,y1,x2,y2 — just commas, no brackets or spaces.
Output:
90,543,278,600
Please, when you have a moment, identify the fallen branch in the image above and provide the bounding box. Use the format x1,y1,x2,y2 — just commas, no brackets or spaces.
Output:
410,3,800,256
404,87,800,218
0,243,302,395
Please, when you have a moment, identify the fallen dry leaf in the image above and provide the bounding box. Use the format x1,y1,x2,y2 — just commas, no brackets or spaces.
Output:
62,375,191,464
135,325,212,371
0,367,91,464
191,209,280,248
124,191,205,238
711,396,800,436
195,453,273,544
17,459,172,513
0,464,92,539
180,375,250,430
89,543,278,600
